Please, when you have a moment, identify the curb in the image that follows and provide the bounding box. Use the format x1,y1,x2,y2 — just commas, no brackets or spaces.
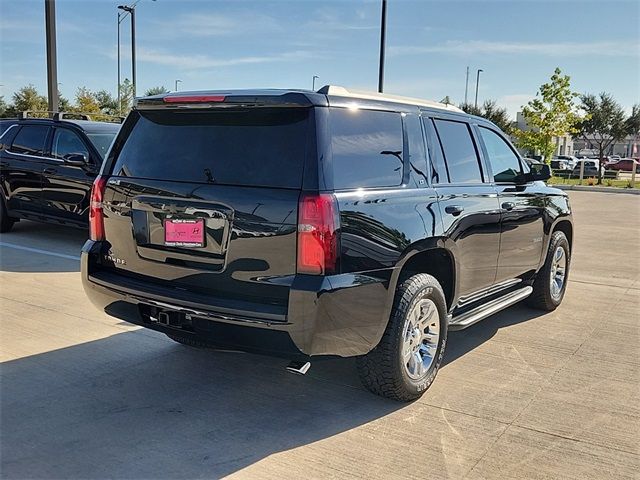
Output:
554,184,640,195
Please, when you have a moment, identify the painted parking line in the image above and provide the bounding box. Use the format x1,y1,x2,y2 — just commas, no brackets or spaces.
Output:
0,242,80,261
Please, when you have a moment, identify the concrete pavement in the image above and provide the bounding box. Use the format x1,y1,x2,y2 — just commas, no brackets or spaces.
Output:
1,191,639,479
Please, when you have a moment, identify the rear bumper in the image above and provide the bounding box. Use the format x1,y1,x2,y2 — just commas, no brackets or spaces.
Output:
81,240,395,357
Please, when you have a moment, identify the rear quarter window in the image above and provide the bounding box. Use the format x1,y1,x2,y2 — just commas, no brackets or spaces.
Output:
329,108,404,190
111,108,310,188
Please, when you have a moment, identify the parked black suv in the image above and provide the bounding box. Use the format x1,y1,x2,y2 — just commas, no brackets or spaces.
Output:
81,87,572,401
0,114,120,231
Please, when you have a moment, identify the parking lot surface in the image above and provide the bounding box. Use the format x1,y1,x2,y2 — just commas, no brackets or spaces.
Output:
1,191,639,479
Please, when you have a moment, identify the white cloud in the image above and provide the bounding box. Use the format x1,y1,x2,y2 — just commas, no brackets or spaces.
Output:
130,47,314,70
151,12,281,38
388,40,640,58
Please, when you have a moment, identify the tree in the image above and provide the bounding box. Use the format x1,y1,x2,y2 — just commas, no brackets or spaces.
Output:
0,96,7,117
626,104,640,158
576,93,628,184
512,68,581,164
460,100,513,133
118,78,134,115
73,87,101,114
144,86,169,96
94,90,118,115
11,85,48,115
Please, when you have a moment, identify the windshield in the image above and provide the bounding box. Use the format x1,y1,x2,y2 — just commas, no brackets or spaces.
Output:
87,132,117,159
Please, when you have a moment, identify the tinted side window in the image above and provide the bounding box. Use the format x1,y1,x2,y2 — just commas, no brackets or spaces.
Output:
404,114,428,187
330,108,403,189
52,128,89,160
10,126,49,156
433,119,483,183
479,127,522,183
423,118,449,184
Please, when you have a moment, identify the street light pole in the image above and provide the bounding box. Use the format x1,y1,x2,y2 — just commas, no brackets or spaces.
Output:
377,0,387,93
175,79,182,91
45,0,59,114
474,69,483,108
117,12,123,115
312,75,319,91
130,6,136,97
464,66,469,105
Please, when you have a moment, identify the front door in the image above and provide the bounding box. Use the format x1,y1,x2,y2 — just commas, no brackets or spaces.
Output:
41,127,97,226
476,126,545,283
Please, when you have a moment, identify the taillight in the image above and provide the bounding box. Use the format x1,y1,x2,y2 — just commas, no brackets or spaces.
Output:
297,193,339,275
89,176,108,241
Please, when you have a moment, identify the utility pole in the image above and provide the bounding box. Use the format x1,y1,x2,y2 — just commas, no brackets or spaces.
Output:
464,66,469,105
45,0,59,114
312,75,319,91
377,0,387,93
474,69,483,108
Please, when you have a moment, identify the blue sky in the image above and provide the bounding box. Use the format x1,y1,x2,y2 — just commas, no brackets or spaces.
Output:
1,0,638,119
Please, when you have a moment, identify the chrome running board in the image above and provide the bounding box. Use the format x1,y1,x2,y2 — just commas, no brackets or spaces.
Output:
448,286,533,331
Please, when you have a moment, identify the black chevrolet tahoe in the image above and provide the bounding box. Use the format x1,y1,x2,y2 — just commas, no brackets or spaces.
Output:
0,115,120,231
81,86,572,401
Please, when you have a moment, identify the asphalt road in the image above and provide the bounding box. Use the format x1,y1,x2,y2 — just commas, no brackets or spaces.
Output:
1,191,639,479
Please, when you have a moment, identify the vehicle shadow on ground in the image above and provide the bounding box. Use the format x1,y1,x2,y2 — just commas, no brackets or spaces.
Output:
444,304,547,366
0,220,85,273
0,331,402,479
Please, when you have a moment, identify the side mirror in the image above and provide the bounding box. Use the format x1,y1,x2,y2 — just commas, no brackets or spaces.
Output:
63,152,88,167
526,163,551,182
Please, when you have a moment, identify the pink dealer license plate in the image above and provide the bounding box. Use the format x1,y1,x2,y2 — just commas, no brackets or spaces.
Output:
164,218,205,247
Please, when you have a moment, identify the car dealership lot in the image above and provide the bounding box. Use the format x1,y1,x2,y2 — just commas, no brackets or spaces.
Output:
1,191,638,479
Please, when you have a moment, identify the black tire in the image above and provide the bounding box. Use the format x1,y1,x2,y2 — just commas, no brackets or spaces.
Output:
356,274,448,402
0,193,16,233
527,231,571,311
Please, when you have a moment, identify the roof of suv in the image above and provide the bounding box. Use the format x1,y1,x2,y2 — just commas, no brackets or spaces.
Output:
15,118,121,132
135,85,464,114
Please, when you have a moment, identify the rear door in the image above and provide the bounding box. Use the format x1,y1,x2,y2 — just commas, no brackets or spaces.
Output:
477,125,545,283
99,106,312,313
41,126,98,226
2,124,51,216
424,116,501,300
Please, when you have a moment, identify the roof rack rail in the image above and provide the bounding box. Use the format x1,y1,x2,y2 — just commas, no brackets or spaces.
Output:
316,85,464,113
18,111,125,123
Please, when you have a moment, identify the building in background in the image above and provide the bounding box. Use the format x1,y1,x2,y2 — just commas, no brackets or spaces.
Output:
572,135,638,158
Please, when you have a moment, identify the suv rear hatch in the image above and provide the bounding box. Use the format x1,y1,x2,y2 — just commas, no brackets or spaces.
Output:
95,99,314,317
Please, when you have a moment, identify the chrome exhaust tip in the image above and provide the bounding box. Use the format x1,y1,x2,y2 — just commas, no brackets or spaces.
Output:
286,361,311,375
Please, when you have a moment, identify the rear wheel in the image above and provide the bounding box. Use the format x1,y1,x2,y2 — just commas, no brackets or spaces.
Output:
527,231,571,311
0,194,16,233
356,274,448,402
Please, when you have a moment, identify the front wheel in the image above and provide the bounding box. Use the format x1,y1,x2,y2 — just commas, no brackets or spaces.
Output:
356,274,448,402
527,231,571,311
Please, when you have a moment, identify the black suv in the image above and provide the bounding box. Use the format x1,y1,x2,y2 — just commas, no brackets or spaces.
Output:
81,87,572,401
0,115,120,231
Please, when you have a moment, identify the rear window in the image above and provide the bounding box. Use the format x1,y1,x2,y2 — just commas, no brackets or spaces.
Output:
111,108,309,188
330,108,404,190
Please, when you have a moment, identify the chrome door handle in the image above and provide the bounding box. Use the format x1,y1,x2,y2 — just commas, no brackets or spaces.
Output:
445,205,464,216
43,168,57,175
502,202,515,211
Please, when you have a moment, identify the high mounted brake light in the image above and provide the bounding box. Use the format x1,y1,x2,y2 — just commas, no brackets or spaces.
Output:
297,193,339,275
163,95,226,103
89,176,108,241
